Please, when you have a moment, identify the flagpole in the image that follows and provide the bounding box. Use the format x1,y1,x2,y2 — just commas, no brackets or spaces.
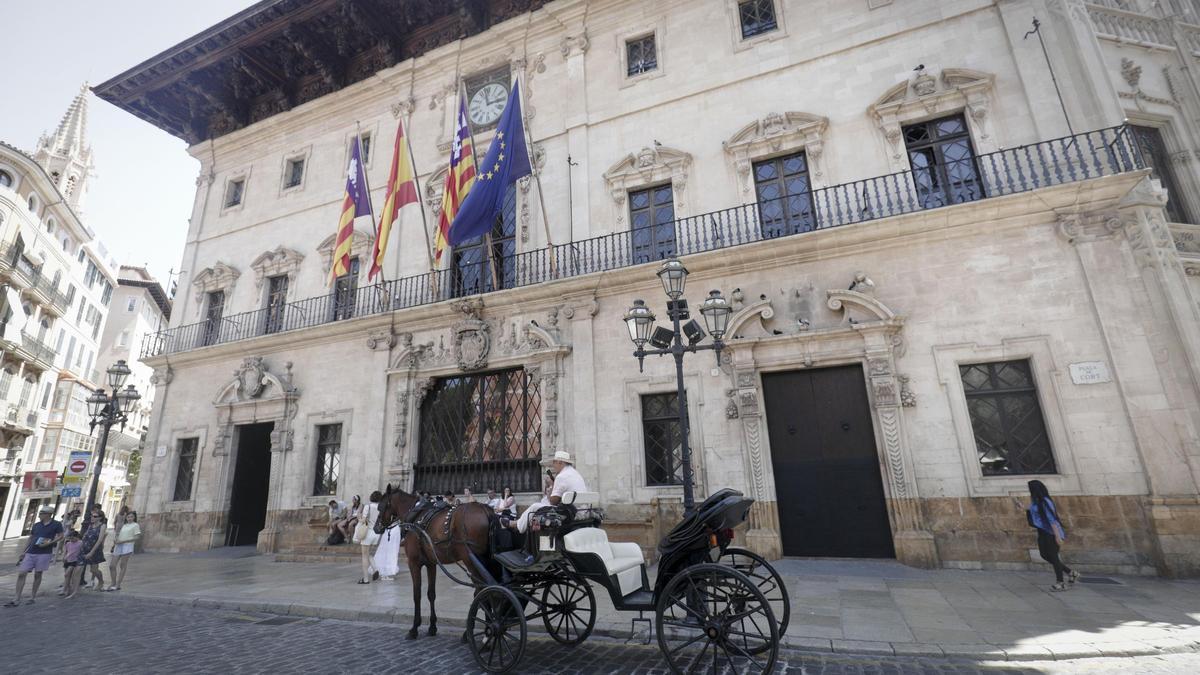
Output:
404,115,437,281
355,122,387,315
520,14,559,278
459,79,502,294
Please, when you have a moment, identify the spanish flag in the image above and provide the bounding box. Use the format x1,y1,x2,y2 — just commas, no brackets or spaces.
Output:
331,138,373,284
369,118,419,281
434,96,477,263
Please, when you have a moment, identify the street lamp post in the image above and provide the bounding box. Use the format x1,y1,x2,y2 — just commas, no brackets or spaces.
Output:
623,259,732,514
81,360,141,523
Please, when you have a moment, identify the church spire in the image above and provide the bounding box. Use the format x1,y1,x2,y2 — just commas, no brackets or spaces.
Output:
34,83,95,214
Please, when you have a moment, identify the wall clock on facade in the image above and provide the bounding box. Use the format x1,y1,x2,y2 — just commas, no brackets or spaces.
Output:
468,81,508,127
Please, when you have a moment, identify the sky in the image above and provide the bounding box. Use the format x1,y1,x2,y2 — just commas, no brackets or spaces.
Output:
0,1,256,286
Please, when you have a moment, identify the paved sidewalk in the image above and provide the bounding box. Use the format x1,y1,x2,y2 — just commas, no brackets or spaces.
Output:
2,541,1198,663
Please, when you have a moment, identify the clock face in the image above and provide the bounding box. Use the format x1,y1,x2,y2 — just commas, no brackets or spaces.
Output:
468,82,508,126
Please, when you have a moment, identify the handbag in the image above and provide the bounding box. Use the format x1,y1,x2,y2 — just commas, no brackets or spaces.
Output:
353,520,369,544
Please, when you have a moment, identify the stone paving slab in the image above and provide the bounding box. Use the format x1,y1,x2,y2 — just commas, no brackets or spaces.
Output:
3,541,1200,662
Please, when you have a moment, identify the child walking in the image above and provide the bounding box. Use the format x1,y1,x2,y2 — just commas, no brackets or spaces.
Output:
60,531,83,599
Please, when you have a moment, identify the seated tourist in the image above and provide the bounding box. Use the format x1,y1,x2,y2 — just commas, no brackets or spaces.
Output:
444,490,458,506
496,487,515,517
485,489,502,512
327,499,348,540
336,495,362,541
513,451,587,534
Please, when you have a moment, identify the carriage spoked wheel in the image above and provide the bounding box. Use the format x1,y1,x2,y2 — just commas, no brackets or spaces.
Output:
541,575,597,646
718,547,791,647
655,563,779,674
466,585,528,674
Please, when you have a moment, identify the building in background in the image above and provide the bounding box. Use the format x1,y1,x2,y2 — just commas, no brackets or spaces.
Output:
0,84,119,537
95,265,172,511
100,0,1200,575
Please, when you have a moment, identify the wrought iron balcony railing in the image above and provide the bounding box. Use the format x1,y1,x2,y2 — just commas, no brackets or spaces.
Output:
0,243,71,313
141,125,1145,358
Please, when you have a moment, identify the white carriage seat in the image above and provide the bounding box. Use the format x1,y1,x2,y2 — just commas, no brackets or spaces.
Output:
563,527,645,597
560,490,599,507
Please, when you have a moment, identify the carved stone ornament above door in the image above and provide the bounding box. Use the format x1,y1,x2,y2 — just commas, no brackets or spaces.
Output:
603,145,693,224
249,246,304,290
191,261,240,315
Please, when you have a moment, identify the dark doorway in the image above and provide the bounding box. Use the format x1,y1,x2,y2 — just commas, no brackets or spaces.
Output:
763,365,895,558
228,423,273,547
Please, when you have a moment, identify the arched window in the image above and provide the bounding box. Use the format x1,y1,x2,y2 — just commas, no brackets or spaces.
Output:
18,376,36,408
46,218,56,233
52,270,62,288
27,194,38,213
0,367,15,398
0,170,13,187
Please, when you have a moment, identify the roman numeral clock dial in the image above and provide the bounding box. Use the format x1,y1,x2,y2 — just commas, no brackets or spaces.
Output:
468,82,508,127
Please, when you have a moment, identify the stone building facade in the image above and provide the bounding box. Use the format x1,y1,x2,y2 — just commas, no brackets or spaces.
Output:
99,0,1200,575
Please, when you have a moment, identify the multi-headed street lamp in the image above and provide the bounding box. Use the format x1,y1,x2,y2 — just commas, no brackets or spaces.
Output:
81,360,141,521
623,259,732,513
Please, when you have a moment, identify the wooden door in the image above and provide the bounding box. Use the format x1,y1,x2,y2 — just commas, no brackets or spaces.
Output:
762,365,895,558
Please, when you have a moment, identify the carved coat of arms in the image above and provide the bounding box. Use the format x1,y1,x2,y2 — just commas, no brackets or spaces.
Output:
236,357,266,399
453,318,490,371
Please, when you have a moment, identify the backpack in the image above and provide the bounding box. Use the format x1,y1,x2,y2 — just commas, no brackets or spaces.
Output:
326,530,345,546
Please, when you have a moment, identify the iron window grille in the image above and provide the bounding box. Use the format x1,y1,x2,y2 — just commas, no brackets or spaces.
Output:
452,186,517,297
960,359,1057,476
173,437,199,501
202,290,224,347
626,34,658,76
331,258,360,321
641,392,684,486
902,115,984,209
629,184,677,265
738,0,778,39
264,274,289,334
314,423,342,496
284,158,305,188
224,178,245,207
1131,125,1190,223
754,151,817,237
416,368,542,495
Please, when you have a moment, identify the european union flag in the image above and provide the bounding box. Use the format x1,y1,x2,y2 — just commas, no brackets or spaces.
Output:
448,79,532,246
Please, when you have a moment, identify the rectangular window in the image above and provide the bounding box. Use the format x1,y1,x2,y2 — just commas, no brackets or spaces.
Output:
359,133,372,164
202,290,225,347
626,34,658,77
264,274,289,334
903,114,983,209
738,0,778,39
101,281,113,306
75,300,85,323
314,423,342,496
173,437,199,501
64,336,76,369
55,329,64,352
118,330,129,347
416,368,542,495
40,382,52,409
127,297,137,312
332,258,360,321
18,378,34,408
1131,125,1190,223
224,178,245,208
65,285,75,307
641,392,684,486
0,368,14,399
960,359,1057,476
284,158,305,189
452,186,517,297
754,151,816,237
629,184,677,265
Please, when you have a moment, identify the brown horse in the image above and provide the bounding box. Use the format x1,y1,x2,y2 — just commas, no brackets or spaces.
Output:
373,484,494,639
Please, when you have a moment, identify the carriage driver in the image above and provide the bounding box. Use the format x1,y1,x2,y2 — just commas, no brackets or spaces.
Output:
512,450,587,533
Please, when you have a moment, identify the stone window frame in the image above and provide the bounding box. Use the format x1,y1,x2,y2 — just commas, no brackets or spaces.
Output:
726,0,788,53
724,112,830,201
249,246,304,300
190,262,240,318
868,68,997,174
602,145,693,228
622,374,706,503
300,409,355,507
278,145,312,195
933,336,1082,498
164,426,208,511
1123,111,1200,224
618,24,666,88
220,167,251,215
316,229,374,280
343,122,379,171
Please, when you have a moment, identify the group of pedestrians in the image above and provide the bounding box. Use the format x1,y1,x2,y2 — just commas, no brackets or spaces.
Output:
6,503,141,607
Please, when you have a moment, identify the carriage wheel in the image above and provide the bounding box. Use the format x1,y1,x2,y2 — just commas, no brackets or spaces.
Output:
467,585,527,674
655,563,778,675
540,575,596,646
719,547,790,645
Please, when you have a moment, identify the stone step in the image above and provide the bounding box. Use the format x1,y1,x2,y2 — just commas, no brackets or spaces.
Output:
275,543,407,564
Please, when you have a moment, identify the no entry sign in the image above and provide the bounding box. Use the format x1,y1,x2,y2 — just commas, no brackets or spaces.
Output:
64,451,92,484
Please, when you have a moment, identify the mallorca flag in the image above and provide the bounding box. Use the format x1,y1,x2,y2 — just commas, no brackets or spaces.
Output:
369,118,419,281
331,139,373,284
434,97,477,263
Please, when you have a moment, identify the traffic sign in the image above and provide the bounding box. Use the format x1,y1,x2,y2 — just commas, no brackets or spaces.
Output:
64,451,92,484
59,485,82,498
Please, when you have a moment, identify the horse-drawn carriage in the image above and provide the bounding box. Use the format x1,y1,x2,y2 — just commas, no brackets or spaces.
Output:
376,486,789,674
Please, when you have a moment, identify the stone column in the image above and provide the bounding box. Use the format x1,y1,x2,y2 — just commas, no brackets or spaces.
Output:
729,349,782,560
257,411,295,555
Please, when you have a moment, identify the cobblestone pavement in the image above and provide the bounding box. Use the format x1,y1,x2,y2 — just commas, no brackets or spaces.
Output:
1,593,1198,674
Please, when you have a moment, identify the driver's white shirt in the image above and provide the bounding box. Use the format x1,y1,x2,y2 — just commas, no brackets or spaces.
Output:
516,465,587,533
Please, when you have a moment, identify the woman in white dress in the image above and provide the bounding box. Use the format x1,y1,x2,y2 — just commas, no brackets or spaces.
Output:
354,491,383,584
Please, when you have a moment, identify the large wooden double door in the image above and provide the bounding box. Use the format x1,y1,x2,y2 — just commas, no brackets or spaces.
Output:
762,365,895,558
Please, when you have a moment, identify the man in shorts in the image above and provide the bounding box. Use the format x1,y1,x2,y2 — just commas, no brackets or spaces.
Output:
6,505,64,606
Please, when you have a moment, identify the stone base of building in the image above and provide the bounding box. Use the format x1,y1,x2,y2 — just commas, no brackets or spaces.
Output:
138,494,1200,577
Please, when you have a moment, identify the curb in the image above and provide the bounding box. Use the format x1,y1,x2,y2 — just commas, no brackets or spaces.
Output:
116,590,1200,662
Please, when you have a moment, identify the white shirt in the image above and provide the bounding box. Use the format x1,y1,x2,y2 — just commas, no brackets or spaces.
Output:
550,465,587,499
486,497,502,510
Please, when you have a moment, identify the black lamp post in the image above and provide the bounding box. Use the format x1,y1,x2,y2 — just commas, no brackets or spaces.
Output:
623,259,732,514
81,360,141,523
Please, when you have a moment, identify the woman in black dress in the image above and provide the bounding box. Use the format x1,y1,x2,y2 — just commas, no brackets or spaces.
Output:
78,507,108,591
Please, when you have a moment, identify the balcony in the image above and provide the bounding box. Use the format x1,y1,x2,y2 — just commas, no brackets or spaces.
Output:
0,328,57,373
0,244,71,316
141,125,1145,359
